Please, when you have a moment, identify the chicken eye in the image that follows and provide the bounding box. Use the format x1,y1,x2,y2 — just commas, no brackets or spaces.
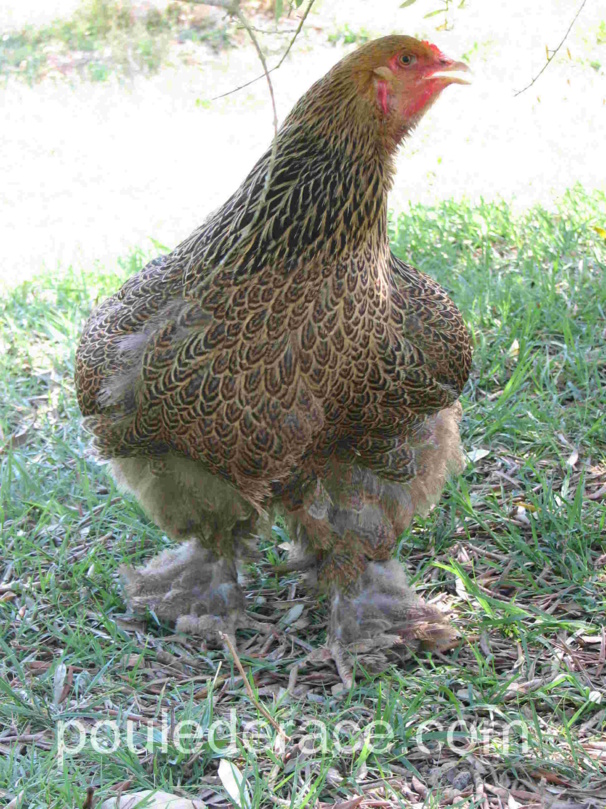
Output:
399,54,416,66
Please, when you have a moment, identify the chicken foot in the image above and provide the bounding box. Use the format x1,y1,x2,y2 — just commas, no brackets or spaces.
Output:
327,559,459,687
120,539,272,650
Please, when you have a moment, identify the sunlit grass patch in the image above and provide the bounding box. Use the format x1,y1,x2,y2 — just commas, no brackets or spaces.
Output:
0,0,231,84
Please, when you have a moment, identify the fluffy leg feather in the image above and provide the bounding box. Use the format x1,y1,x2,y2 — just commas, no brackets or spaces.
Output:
328,560,458,687
121,540,271,648
112,456,270,648
284,404,464,686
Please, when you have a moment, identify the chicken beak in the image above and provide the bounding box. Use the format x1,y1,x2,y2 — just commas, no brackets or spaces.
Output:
426,59,472,86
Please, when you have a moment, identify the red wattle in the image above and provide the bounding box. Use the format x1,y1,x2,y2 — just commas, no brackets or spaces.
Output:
403,81,439,119
377,80,390,116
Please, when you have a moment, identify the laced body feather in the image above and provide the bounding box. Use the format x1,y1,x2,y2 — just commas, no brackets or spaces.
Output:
75,37,472,587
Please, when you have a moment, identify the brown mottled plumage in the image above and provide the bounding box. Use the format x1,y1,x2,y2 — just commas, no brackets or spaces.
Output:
75,35,472,685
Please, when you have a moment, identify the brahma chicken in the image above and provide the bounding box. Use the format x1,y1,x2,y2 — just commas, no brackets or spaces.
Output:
75,35,472,685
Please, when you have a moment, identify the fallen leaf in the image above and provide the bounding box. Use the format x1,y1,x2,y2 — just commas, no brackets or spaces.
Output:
53,663,67,708
580,635,604,644
331,798,364,809
466,447,490,463
566,448,579,467
508,338,520,359
59,666,74,705
100,791,207,809
513,506,531,525
455,577,469,601
512,500,537,512
5,791,25,809
122,654,143,669
218,760,251,809
280,603,304,626
411,776,428,796
0,422,35,455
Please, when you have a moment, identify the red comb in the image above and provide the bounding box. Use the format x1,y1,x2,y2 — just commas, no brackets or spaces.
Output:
421,40,443,57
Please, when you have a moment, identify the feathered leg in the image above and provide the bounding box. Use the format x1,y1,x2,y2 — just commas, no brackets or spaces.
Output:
285,404,465,686
120,539,270,647
111,456,271,649
328,560,458,687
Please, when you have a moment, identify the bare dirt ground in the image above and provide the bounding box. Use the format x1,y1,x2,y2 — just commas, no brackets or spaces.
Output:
1,0,605,287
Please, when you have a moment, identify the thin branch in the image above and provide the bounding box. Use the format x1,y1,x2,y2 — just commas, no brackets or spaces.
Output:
180,0,316,268
514,0,587,97
179,0,282,137
219,631,290,741
227,4,280,251
189,0,236,9
211,0,316,102
273,0,316,71
234,5,278,138
209,63,276,101
234,24,294,35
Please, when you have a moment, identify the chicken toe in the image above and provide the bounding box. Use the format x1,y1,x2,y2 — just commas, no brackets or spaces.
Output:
120,539,271,648
327,559,459,686
176,612,273,652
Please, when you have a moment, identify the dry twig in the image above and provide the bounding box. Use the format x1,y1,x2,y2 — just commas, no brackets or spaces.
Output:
180,0,307,273
212,0,316,102
82,787,95,809
515,0,587,96
219,631,290,742
184,0,279,137
233,4,278,138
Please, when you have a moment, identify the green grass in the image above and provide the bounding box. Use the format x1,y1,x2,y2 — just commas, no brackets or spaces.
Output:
0,0,230,84
327,24,372,46
1,187,605,808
